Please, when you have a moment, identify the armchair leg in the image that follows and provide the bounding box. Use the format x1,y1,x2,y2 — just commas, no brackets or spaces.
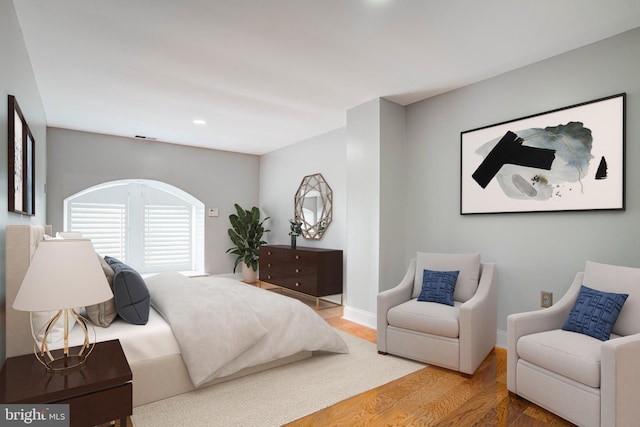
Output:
378,351,388,355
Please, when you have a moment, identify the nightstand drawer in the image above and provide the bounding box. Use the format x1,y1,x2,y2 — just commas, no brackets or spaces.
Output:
61,382,132,427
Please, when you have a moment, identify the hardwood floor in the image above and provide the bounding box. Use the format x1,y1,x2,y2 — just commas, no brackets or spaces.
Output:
285,301,575,426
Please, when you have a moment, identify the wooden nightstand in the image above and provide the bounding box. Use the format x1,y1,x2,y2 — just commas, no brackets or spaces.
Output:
0,339,132,427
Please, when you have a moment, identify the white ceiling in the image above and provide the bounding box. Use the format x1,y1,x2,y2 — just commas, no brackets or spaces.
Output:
13,0,640,155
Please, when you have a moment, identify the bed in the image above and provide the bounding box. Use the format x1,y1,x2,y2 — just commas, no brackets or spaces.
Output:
5,224,348,406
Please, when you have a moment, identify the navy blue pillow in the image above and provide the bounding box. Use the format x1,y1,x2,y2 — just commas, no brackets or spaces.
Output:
562,285,628,341
104,256,150,325
417,269,459,306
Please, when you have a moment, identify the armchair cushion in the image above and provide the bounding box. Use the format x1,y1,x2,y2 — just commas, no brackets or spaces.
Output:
517,329,618,388
387,299,460,338
417,269,459,306
412,252,480,302
562,285,628,341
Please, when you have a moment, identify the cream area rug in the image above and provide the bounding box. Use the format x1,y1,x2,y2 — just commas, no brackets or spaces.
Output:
132,330,425,427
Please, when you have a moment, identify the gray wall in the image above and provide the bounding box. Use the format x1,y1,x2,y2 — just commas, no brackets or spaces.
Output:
259,128,346,250
0,1,47,362
344,98,407,326
46,128,260,274
404,26,640,336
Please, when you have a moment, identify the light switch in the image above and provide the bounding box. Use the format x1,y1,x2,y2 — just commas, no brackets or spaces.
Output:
208,208,219,217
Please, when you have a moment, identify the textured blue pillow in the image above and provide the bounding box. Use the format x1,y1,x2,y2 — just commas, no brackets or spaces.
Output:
417,269,459,306
562,285,628,341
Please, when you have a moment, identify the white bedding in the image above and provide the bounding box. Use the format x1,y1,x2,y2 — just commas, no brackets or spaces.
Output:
55,272,348,388
61,307,181,364
146,272,349,386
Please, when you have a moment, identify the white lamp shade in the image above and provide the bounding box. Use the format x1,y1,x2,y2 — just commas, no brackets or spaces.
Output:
13,239,113,312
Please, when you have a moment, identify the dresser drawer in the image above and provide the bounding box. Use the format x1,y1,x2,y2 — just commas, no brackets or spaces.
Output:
259,246,283,282
283,250,318,266
279,277,317,295
284,264,317,279
260,258,282,281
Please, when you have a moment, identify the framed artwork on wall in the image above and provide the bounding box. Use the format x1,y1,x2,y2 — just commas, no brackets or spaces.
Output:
460,93,625,215
8,95,35,216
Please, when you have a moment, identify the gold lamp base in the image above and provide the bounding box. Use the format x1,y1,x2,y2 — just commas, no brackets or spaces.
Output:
33,308,96,373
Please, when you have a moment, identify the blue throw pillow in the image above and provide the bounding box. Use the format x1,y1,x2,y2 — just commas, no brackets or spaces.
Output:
104,256,150,325
417,269,459,306
562,285,628,341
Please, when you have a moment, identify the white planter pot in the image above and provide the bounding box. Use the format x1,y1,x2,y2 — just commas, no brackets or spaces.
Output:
241,263,258,284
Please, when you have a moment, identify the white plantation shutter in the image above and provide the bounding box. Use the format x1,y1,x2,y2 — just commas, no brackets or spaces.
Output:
68,202,127,260
64,180,204,274
144,204,192,271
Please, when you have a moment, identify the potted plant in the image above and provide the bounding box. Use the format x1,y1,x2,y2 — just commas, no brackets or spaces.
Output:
289,218,302,249
226,203,270,283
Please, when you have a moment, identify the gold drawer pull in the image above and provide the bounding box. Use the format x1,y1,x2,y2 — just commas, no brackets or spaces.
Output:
268,263,271,267
267,275,272,279
295,255,300,260
268,251,272,255
295,268,300,273
295,282,300,287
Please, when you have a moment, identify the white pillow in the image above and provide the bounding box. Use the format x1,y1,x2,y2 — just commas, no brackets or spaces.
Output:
412,252,481,303
31,310,79,344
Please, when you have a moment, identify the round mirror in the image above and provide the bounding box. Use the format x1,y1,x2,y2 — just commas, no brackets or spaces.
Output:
294,173,333,239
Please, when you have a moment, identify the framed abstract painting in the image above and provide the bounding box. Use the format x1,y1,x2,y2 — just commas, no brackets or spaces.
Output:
8,95,35,216
460,93,625,215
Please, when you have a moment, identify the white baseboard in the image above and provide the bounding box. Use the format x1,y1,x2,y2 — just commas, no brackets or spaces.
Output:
342,305,377,330
497,329,507,349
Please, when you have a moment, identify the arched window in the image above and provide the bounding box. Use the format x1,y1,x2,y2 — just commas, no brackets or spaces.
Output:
64,179,204,274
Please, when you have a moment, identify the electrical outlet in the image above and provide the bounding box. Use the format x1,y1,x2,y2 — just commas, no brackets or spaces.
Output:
208,208,219,217
540,291,553,308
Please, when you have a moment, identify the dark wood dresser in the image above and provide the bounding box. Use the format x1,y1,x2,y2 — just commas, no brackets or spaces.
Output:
259,245,343,305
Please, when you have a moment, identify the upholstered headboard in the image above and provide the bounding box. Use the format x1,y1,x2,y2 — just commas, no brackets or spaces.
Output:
5,224,52,357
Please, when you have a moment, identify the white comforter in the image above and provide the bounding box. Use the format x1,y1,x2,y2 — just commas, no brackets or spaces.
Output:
145,272,348,387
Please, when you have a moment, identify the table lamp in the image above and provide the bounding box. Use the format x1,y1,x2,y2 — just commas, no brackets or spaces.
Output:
12,239,113,372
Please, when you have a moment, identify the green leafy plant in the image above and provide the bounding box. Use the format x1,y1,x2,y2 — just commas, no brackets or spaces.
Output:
289,218,303,237
226,203,270,272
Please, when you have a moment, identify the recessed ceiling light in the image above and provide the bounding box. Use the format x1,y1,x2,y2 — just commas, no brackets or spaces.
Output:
193,119,206,126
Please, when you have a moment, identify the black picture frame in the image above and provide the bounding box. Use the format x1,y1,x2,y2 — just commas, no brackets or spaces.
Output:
460,93,625,215
8,95,35,216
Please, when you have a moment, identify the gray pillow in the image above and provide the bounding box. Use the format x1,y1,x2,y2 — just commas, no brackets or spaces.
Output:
105,256,150,325
85,255,118,327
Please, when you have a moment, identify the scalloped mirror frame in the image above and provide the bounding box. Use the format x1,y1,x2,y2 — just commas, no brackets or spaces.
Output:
294,173,333,239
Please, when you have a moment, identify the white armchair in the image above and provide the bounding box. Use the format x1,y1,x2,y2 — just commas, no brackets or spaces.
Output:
507,261,640,427
377,252,497,375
